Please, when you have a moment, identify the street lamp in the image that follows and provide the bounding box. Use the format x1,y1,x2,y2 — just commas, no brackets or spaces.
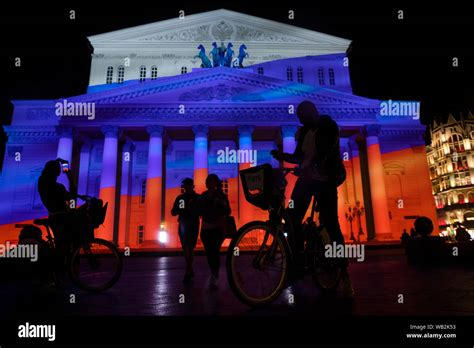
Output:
345,201,365,242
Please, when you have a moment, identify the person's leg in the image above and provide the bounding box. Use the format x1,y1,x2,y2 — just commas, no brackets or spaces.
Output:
287,178,314,258
205,228,222,276
314,182,354,297
200,229,215,273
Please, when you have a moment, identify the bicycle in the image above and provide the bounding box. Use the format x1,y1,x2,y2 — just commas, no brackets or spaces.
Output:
226,163,341,307
15,195,123,292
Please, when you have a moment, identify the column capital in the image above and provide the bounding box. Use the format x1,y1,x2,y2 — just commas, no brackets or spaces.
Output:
281,125,298,138
192,125,209,136
238,125,254,136
146,125,164,137
365,124,381,137
56,126,74,138
349,133,364,147
101,125,120,138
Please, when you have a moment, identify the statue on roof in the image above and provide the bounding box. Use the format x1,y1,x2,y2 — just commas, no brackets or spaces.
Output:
194,44,213,68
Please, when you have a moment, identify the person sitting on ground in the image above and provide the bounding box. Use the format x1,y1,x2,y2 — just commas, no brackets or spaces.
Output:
406,216,445,265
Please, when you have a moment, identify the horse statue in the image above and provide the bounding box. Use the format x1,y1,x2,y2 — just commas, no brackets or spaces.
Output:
209,42,220,67
237,44,249,68
194,44,212,68
223,42,234,67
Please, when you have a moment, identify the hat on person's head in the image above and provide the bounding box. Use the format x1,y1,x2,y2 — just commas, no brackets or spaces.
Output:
181,178,194,185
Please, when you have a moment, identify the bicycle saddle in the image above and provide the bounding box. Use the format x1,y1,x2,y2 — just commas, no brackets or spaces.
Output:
33,218,49,226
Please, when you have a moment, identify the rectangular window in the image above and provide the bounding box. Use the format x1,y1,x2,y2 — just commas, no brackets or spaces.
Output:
329,68,336,85
317,68,325,85
138,225,144,244
140,180,147,205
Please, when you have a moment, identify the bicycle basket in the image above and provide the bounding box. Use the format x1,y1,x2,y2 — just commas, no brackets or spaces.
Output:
239,163,280,210
88,198,108,229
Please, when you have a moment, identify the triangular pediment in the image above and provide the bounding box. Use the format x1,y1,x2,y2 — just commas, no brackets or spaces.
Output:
68,67,377,108
88,9,350,51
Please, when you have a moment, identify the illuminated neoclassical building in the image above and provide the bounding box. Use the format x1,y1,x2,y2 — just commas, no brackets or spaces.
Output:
0,9,437,248
426,113,474,233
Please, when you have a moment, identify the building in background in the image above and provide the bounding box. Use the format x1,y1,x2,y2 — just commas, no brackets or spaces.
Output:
0,9,437,248
426,113,474,237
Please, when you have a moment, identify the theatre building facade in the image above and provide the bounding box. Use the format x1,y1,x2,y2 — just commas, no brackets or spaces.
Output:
0,9,437,248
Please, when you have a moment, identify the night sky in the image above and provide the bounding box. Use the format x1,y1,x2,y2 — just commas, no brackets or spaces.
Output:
1,2,473,131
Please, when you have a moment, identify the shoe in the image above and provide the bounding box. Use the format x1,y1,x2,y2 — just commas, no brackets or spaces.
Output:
341,271,355,299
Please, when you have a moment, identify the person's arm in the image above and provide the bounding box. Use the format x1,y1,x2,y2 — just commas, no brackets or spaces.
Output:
215,192,231,216
171,196,183,216
271,128,303,164
64,169,78,199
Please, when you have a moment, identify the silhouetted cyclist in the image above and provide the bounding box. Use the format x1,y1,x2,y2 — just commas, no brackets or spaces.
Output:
38,159,92,272
271,100,354,298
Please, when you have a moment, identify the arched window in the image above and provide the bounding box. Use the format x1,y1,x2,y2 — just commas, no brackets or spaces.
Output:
317,68,325,85
449,133,464,152
257,67,264,75
181,66,188,74
329,68,336,85
117,66,125,84
469,192,474,203
151,65,158,80
140,180,147,204
139,66,146,82
297,67,304,83
106,66,114,84
458,193,465,204
286,67,293,81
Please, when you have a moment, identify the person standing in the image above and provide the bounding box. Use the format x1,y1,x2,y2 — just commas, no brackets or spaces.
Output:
171,178,200,283
197,174,231,289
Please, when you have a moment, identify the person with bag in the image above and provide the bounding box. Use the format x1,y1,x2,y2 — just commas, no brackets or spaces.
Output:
171,178,200,283
197,174,231,289
271,100,354,298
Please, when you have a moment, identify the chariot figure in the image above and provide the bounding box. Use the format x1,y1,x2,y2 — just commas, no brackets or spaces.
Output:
218,42,227,66
223,42,234,67
209,42,220,67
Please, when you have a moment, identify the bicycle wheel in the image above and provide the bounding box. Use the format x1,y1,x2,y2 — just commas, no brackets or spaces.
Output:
226,221,290,307
69,238,122,292
312,226,341,293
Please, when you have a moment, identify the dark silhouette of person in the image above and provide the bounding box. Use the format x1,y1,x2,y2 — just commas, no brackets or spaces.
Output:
454,222,471,242
197,174,231,289
37,159,91,272
171,178,200,283
410,227,417,238
406,216,445,265
401,228,410,247
271,100,353,297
